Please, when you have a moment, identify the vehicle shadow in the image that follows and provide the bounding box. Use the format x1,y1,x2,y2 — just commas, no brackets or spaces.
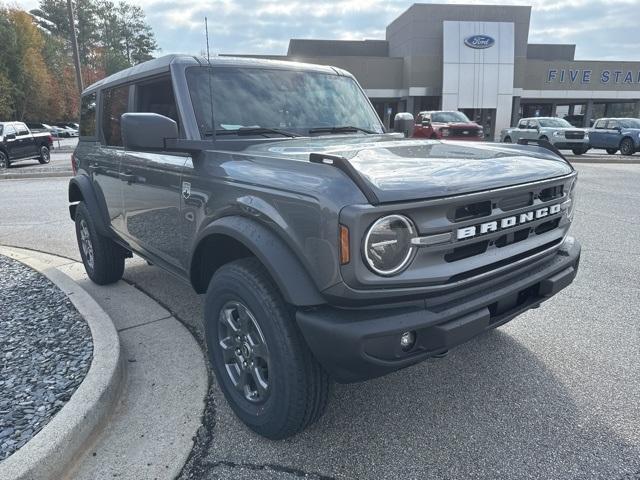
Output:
123,262,638,480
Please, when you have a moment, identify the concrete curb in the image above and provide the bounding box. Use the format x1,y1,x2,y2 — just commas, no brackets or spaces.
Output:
0,248,124,480
567,158,640,164
0,171,72,180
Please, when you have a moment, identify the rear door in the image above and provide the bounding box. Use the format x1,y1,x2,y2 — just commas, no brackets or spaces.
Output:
121,75,188,270
590,119,607,148
510,119,528,142
95,86,128,234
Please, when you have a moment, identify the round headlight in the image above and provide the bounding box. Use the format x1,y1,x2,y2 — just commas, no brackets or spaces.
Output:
363,215,417,276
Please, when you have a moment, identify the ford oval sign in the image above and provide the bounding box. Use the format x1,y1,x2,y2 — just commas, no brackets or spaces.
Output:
464,35,495,49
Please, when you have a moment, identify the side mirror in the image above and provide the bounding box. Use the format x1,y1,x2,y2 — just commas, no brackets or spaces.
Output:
5,133,16,140
121,112,178,151
394,112,415,138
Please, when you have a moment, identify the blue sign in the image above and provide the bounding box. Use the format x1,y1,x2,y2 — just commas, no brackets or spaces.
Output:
464,35,495,49
546,68,640,85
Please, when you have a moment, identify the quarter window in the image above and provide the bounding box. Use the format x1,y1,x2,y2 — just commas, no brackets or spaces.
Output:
517,120,527,129
80,93,97,137
101,85,129,146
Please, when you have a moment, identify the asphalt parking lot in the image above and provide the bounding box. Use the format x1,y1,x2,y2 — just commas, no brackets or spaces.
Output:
0,163,638,479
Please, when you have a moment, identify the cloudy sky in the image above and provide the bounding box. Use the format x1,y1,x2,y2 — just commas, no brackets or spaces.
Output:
17,0,640,61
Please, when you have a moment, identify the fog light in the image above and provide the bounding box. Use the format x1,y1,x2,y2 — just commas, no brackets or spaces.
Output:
400,331,416,351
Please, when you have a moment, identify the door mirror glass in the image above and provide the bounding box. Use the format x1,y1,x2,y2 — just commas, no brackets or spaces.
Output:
5,133,16,140
121,113,178,151
394,112,415,137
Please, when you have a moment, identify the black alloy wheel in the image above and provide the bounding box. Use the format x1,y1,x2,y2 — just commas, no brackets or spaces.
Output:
620,137,635,156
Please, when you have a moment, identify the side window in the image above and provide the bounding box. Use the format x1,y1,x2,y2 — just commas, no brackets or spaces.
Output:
101,85,130,146
594,120,606,129
606,120,619,129
5,125,16,136
16,123,29,135
517,120,527,129
135,77,179,127
80,93,97,137
527,120,537,129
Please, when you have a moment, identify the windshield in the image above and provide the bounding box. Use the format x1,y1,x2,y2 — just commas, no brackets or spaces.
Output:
538,118,572,128
620,119,640,128
431,111,470,123
186,67,384,137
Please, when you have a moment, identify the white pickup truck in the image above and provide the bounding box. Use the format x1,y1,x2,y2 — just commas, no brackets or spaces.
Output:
500,117,590,155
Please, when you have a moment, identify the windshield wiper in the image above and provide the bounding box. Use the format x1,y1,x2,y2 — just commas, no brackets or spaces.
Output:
212,127,301,138
308,125,377,135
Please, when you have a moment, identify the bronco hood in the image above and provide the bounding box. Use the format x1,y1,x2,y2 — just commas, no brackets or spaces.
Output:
250,136,574,204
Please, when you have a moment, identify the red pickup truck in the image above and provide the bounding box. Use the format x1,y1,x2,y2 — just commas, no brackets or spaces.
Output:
412,111,484,141
0,121,53,170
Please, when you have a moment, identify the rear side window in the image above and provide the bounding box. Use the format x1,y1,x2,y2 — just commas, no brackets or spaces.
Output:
606,120,619,129
101,85,129,146
80,93,97,137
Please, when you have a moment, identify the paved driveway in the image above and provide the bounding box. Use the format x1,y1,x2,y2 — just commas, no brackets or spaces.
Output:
0,164,638,479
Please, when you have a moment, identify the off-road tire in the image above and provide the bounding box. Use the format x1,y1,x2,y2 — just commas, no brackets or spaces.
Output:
606,148,617,155
38,145,50,164
620,137,635,156
205,257,330,439
74,202,126,284
0,150,8,170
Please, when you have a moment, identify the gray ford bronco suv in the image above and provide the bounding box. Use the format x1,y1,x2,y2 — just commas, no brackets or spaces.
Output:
69,55,581,439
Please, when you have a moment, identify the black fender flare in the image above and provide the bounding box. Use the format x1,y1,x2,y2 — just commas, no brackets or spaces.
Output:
192,216,326,306
68,175,110,236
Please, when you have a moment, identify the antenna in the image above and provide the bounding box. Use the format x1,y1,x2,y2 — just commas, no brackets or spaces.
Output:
205,17,215,141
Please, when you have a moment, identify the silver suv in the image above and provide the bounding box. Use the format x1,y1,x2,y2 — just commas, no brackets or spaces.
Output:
501,117,590,155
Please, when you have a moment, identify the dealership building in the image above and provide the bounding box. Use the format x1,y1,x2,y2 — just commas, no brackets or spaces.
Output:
241,3,640,140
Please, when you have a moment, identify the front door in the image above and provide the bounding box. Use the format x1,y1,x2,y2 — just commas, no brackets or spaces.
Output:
121,151,189,269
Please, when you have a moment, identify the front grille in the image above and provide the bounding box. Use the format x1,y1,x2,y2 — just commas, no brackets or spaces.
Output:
565,130,585,140
450,127,480,137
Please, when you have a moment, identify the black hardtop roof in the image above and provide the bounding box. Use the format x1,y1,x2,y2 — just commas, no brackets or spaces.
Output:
82,54,343,96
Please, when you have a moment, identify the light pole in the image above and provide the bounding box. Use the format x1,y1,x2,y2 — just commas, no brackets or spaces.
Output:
66,0,84,94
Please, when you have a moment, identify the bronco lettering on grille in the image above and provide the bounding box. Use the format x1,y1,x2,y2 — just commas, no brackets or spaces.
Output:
457,204,562,240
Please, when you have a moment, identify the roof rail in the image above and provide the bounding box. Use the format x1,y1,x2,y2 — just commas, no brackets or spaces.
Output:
309,153,380,205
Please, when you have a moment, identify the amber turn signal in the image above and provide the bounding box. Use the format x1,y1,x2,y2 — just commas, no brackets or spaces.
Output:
339,225,350,265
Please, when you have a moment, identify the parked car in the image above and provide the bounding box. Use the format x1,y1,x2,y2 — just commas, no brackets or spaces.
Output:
55,123,80,137
412,110,483,140
589,118,640,155
501,117,590,154
27,122,68,138
69,54,580,439
0,121,53,169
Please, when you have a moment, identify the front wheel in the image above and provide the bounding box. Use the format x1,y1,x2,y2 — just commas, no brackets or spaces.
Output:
205,258,330,439
620,138,635,156
0,150,8,170
572,147,586,155
503,136,512,143
74,202,126,284
606,148,617,155
38,145,50,164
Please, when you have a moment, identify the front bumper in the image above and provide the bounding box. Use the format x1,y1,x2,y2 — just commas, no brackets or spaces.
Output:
296,237,581,383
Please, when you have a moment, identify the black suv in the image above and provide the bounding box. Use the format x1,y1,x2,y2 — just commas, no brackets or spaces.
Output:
69,55,581,439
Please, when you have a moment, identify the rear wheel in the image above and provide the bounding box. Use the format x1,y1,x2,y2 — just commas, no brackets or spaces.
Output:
606,148,617,155
620,137,635,156
74,202,126,284
38,145,50,164
572,147,586,155
205,257,330,439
